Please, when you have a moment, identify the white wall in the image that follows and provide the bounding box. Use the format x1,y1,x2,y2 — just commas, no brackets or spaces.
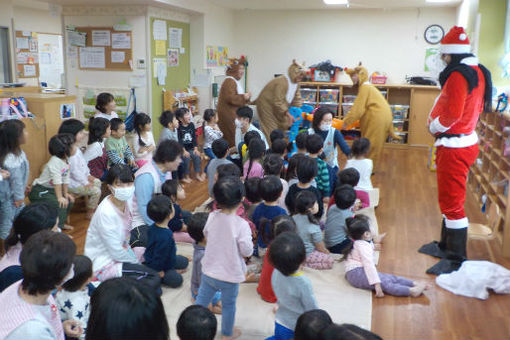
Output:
13,4,62,35
232,7,457,98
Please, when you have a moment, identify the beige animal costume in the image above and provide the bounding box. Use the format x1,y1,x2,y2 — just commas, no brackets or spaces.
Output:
343,64,400,171
254,60,306,139
217,57,249,146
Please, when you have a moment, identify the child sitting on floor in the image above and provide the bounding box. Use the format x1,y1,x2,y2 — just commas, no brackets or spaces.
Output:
257,215,296,303
105,118,137,171
324,184,356,254
329,168,370,210
305,134,330,203
294,309,333,340
207,138,233,196
295,132,308,155
252,175,287,257
243,177,261,220
176,107,205,183
158,110,179,144
55,255,96,340
344,215,428,297
187,212,222,314
263,154,288,212
345,138,373,190
244,138,266,179
143,195,189,288
268,231,318,340
269,129,285,145
293,191,333,270
285,156,323,219
84,117,110,181
195,176,253,340
161,179,193,243
177,305,217,340
132,113,156,168
203,109,223,170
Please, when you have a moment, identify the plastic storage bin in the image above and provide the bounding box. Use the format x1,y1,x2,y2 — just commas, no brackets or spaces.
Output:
300,88,317,104
387,132,408,144
391,105,409,119
343,95,357,103
319,89,339,103
393,120,406,132
342,103,353,116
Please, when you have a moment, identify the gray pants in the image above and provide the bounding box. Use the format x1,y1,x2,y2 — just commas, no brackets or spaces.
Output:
345,267,413,296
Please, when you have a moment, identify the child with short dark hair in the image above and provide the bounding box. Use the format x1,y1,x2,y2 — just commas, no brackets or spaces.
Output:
263,154,288,212
269,231,318,339
143,195,189,288
105,118,137,170
345,137,373,190
132,112,156,168
257,215,296,303
84,117,110,180
177,305,218,340
244,138,265,179
195,176,253,340
325,184,356,254
252,175,287,257
29,134,76,231
244,177,261,219
203,109,223,166
176,107,205,183
295,132,308,154
344,215,428,297
187,212,221,314
294,309,333,340
55,255,95,340
293,191,334,270
328,167,370,210
270,138,288,158
285,156,323,219
158,110,179,144
207,138,233,196
270,129,285,145
306,133,330,201
161,179,193,243
94,92,118,120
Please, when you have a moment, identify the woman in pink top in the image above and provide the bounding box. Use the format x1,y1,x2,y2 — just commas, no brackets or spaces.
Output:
195,176,253,340
344,215,429,297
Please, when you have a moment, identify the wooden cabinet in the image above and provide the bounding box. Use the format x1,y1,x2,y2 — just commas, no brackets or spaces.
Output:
299,82,440,148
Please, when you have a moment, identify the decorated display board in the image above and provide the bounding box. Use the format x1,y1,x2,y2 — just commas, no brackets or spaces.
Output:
75,27,132,71
15,31,39,78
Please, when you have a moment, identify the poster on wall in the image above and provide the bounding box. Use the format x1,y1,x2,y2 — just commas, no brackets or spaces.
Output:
424,47,441,73
206,45,229,68
168,48,179,67
111,33,131,49
79,47,106,68
60,103,76,119
169,27,182,48
153,20,167,41
217,46,229,66
92,30,111,46
67,30,86,47
206,45,217,67
155,40,166,56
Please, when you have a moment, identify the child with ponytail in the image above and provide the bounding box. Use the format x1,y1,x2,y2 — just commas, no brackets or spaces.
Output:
132,113,156,168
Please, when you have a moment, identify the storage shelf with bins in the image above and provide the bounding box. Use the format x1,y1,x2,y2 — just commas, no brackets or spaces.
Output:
299,82,440,147
467,112,510,257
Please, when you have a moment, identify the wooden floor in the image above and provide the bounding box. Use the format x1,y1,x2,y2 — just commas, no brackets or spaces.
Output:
67,147,510,340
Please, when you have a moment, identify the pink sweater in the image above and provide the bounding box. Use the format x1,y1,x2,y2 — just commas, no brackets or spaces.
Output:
344,240,380,285
201,210,253,283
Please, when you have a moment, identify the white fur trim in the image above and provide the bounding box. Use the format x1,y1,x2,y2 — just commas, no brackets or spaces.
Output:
461,56,479,66
440,44,471,54
434,132,478,148
445,217,469,229
429,116,450,134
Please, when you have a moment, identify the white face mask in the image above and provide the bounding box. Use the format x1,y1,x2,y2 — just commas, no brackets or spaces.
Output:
235,119,243,128
113,185,135,201
320,123,332,131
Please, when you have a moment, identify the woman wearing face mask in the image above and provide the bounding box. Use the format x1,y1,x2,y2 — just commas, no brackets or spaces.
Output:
84,164,161,293
309,107,351,187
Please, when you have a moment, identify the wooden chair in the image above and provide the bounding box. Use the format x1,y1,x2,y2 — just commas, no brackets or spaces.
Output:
468,203,502,240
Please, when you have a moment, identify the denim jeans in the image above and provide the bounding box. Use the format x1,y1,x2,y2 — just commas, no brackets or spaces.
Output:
195,274,239,336
203,147,215,172
162,255,189,288
179,152,202,177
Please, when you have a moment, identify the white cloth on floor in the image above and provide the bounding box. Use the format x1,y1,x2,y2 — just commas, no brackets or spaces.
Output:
436,260,510,300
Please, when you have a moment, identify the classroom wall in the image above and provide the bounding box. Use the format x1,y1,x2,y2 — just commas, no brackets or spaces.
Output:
231,7,457,98
0,0,15,82
13,3,62,35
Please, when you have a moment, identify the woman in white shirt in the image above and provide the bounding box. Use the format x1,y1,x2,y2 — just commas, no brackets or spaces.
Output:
94,93,118,120
84,164,161,294
345,137,373,191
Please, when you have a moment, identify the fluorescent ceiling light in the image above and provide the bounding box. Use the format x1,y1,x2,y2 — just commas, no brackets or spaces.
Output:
323,0,349,5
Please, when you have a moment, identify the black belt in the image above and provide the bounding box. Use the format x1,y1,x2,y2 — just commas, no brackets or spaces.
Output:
435,133,466,140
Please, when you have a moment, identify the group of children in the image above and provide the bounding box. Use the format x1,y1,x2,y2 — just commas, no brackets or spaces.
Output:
0,95,429,340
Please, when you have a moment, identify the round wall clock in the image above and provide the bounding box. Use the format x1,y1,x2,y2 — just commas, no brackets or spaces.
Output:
424,24,445,45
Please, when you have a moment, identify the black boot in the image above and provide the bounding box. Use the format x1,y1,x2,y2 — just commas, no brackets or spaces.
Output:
418,219,447,258
426,228,467,275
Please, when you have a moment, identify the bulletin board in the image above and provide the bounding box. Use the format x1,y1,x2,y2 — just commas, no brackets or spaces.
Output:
75,27,132,71
15,31,39,78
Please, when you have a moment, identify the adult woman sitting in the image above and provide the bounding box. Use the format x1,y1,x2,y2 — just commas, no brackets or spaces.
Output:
0,230,82,339
84,164,160,293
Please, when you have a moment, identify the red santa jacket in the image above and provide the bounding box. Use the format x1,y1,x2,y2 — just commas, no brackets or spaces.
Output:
428,57,486,148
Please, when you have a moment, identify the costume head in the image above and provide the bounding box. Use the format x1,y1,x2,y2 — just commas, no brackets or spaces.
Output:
345,62,368,85
288,59,307,83
226,56,248,80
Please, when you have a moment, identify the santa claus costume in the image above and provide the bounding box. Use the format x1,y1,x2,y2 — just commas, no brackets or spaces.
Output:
419,26,492,275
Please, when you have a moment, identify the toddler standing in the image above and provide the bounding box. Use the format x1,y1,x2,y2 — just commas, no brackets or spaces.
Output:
345,138,373,190
195,176,253,340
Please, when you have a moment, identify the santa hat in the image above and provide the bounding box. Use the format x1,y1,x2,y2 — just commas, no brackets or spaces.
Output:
440,26,471,54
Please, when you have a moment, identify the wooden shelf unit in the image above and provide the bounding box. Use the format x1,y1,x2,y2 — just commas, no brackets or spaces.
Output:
299,81,441,147
467,111,510,257
163,87,199,115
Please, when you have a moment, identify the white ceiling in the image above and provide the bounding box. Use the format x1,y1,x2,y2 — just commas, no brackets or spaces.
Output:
208,0,462,10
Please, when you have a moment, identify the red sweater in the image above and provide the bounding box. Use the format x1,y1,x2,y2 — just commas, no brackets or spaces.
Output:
257,250,277,303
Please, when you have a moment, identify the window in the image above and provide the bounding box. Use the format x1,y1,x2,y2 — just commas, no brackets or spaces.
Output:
0,26,12,83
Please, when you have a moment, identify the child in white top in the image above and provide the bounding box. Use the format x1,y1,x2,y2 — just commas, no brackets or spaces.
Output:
59,119,101,219
84,117,111,181
132,113,156,168
55,255,96,340
94,93,118,120
345,137,373,190
203,109,223,170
